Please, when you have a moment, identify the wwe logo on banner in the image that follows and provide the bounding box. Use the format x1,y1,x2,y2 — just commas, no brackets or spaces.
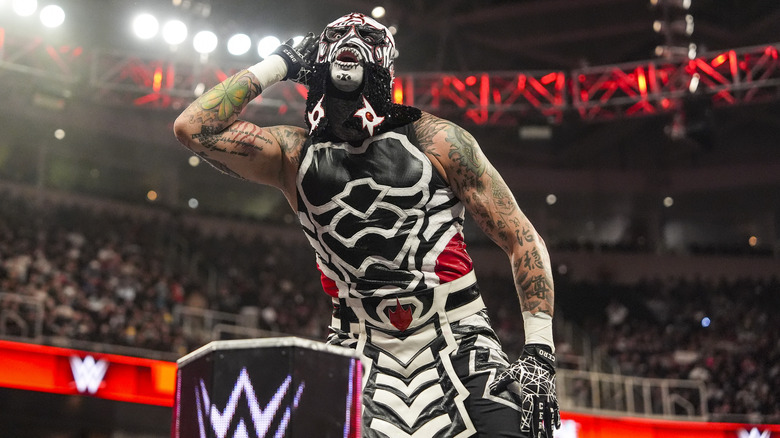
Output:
195,367,305,438
739,428,771,438
69,355,109,394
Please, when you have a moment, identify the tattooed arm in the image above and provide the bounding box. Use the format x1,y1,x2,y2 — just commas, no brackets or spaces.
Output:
414,111,554,319
172,66,306,207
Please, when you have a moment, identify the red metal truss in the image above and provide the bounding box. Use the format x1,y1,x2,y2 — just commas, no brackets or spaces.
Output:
86,49,568,124
571,44,780,121
1,26,778,125
0,28,83,82
393,71,567,125
89,50,312,116
89,51,244,109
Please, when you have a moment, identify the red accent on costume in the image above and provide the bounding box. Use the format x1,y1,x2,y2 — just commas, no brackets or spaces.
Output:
319,265,340,298
388,298,412,331
435,233,473,283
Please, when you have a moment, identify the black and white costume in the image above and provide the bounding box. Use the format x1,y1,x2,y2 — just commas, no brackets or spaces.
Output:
296,124,526,437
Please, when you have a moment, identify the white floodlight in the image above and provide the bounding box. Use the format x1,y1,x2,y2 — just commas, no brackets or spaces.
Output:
12,0,37,17
257,36,280,58
40,4,65,28
371,6,386,19
162,20,188,45
227,33,251,56
133,13,159,40
193,30,218,54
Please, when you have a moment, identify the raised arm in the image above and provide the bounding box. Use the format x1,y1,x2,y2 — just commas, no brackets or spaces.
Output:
173,36,317,206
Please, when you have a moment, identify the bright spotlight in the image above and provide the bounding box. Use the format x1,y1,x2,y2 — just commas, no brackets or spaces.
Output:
193,30,218,54
371,6,386,19
162,20,188,45
40,4,65,28
133,13,159,40
227,33,251,56
257,36,281,58
12,0,37,17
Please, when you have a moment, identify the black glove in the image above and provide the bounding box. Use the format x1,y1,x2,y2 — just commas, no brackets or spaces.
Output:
490,344,561,438
272,32,318,86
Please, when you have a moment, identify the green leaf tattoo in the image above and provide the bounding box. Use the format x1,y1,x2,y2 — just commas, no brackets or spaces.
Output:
199,74,253,121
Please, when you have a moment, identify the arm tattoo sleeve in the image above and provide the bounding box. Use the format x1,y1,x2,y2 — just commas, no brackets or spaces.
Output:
443,120,554,317
198,72,261,121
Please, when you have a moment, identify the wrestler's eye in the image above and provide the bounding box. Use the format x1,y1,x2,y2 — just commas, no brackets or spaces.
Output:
357,27,384,45
325,27,348,42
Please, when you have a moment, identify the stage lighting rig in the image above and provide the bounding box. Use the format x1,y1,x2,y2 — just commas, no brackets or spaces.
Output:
651,0,696,60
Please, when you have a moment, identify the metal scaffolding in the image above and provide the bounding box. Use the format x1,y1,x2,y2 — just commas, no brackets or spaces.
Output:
1,27,778,126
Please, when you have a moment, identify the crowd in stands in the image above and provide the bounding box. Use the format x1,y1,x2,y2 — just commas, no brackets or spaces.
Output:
555,275,780,422
0,189,328,357
0,188,778,422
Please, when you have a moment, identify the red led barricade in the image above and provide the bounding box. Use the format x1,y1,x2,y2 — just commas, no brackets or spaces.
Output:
172,337,363,438
0,339,176,406
572,44,780,121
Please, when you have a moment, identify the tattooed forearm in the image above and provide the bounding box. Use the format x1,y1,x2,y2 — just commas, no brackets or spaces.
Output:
513,259,554,315
191,124,270,156
198,71,261,121
192,153,246,179
523,248,545,271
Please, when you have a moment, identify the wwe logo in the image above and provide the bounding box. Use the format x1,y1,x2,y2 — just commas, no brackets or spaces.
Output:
195,367,305,438
739,429,771,438
69,355,109,394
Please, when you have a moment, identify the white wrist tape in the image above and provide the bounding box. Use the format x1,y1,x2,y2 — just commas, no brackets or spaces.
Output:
523,311,555,352
246,54,287,91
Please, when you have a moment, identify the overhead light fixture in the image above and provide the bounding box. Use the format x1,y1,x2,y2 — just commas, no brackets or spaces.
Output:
371,6,386,19
227,33,251,56
40,4,65,28
653,14,694,36
257,36,281,58
132,13,159,40
12,0,38,17
162,20,188,45
193,30,218,54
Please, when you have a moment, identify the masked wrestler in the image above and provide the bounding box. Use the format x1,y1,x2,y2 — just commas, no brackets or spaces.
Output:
174,12,560,438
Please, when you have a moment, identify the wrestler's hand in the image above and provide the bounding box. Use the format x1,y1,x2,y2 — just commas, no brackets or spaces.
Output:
272,32,318,86
490,344,561,438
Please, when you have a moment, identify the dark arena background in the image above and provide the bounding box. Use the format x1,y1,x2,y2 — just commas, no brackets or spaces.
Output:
1,0,779,437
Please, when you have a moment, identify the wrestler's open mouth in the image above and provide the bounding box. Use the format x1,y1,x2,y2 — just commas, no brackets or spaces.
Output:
334,47,362,69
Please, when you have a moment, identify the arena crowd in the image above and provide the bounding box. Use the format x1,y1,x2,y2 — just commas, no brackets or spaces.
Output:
0,189,777,422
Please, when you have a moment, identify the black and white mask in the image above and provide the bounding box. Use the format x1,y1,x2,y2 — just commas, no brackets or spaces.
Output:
305,13,420,138
317,13,396,91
